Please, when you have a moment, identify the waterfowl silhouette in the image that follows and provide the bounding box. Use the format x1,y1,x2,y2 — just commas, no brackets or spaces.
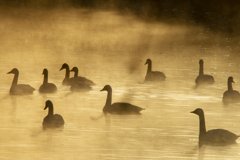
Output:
144,59,166,82
70,67,92,92
100,85,144,114
195,59,214,85
59,63,95,86
42,100,65,129
191,108,239,146
39,69,57,93
223,77,240,104
7,68,35,95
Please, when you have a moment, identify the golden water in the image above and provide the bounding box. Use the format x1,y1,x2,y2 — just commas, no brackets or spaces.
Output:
0,7,240,160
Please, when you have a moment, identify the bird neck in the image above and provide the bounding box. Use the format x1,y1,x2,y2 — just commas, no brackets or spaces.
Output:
43,72,48,84
103,89,112,112
65,67,70,79
198,114,207,142
11,72,19,87
147,61,152,73
228,80,233,91
199,63,203,75
48,106,54,116
74,70,78,78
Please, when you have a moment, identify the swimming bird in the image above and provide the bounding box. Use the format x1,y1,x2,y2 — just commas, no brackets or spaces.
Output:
100,85,144,114
144,59,166,82
191,108,239,146
42,100,65,129
223,77,240,104
59,63,95,86
70,67,92,92
39,68,57,93
7,68,35,95
195,59,214,85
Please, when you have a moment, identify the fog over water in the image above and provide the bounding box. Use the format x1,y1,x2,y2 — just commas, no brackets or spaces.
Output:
0,4,240,160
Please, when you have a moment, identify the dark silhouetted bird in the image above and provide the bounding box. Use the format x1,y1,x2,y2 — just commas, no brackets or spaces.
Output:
42,100,65,129
223,76,240,104
191,108,239,146
39,68,57,93
100,85,144,114
70,67,92,92
7,68,35,95
144,59,166,82
195,59,214,85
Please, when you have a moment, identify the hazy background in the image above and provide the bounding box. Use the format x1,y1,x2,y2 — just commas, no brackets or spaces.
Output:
1,0,240,34
0,1,240,160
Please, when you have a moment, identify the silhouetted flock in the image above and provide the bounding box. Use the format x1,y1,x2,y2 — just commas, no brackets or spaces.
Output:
7,59,240,147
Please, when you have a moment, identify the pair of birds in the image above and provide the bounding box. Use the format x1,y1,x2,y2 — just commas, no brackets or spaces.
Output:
145,58,214,84
60,63,94,92
7,64,94,95
191,59,240,104
43,85,145,129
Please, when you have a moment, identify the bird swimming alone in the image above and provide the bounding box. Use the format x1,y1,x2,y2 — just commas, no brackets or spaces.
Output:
7,68,35,95
100,85,144,114
195,59,214,85
191,108,239,146
144,58,166,82
39,68,57,93
223,76,240,104
59,63,95,86
42,100,65,129
70,67,92,92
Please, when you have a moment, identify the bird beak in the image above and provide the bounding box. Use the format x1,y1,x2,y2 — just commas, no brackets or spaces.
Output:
100,88,105,91
59,66,64,71
7,71,12,74
144,62,147,65
44,105,47,110
190,111,195,114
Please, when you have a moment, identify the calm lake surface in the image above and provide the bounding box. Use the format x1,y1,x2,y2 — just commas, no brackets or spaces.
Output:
0,7,240,160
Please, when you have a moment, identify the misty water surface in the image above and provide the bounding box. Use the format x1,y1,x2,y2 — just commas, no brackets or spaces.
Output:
0,7,240,160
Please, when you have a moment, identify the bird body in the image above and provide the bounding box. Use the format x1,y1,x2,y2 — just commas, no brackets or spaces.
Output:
223,77,240,104
145,71,166,81
70,67,92,92
60,63,95,86
101,85,144,114
106,102,143,114
191,108,238,146
7,68,35,95
195,59,214,85
42,100,64,129
203,129,238,144
144,59,166,82
39,69,57,94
